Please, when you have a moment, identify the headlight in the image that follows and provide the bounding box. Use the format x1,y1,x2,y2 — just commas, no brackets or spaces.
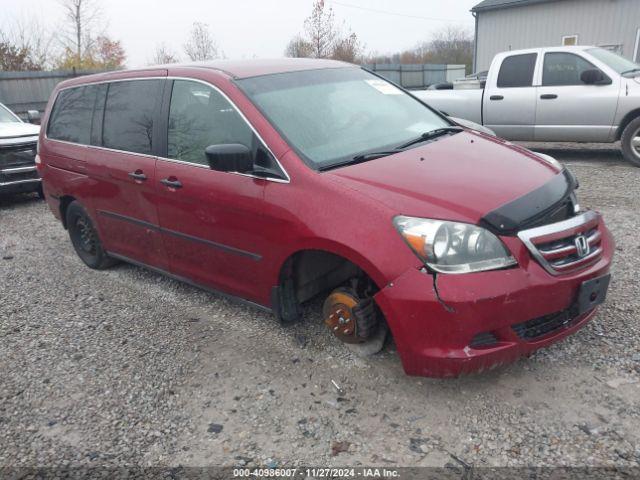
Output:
393,216,517,274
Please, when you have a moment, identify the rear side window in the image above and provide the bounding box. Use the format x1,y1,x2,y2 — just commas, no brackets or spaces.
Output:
542,52,598,86
47,86,97,144
497,54,537,88
102,80,162,155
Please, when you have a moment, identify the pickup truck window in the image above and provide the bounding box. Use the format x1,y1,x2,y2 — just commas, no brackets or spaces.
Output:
587,47,639,74
497,54,537,88
0,104,20,123
542,52,598,86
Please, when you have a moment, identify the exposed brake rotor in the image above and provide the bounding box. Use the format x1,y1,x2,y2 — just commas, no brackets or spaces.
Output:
322,288,379,344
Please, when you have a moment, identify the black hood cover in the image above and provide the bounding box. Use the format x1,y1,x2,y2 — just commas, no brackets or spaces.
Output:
480,169,578,236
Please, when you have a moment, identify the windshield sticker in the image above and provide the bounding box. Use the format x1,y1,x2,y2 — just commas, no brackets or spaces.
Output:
365,79,403,95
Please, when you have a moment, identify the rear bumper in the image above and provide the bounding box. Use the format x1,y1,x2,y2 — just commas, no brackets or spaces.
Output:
374,222,614,378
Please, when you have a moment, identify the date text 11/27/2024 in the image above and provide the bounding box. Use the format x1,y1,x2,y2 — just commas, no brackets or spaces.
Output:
232,468,400,478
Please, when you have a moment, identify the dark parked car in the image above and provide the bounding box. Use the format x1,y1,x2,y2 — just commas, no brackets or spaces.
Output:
38,60,614,377
0,103,42,197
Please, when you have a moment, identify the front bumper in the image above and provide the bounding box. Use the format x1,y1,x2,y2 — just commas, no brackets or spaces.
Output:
374,217,614,378
0,141,40,195
0,174,42,195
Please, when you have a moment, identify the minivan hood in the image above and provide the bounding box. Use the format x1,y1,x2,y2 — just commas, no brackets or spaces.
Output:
0,122,40,141
328,131,562,225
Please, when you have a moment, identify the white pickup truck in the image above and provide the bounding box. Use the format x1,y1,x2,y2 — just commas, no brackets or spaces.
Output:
0,103,41,196
414,46,640,166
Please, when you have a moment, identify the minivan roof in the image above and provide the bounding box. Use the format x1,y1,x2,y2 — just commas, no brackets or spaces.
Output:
57,58,354,89
180,58,353,79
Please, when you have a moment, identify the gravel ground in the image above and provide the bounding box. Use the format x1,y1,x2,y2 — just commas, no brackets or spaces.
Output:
0,142,639,469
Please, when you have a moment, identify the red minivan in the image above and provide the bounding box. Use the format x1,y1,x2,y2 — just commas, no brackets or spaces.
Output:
38,59,614,377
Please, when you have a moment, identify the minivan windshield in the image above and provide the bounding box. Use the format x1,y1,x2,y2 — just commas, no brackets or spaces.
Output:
237,68,449,170
587,47,639,74
0,104,20,123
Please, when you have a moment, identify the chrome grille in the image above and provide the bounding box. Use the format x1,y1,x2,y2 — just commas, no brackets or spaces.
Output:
0,142,37,168
518,210,603,275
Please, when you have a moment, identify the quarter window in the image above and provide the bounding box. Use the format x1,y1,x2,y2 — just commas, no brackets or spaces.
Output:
167,80,254,166
497,54,537,88
47,86,97,144
90,84,108,146
542,52,600,86
102,79,162,155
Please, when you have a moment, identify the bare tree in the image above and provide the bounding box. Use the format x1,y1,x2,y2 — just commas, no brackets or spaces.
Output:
150,43,180,65
366,26,474,72
332,32,363,63
423,26,474,67
0,15,55,69
183,22,219,61
285,0,364,62
284,35,313,58
58,0,103,67
303,0,338,58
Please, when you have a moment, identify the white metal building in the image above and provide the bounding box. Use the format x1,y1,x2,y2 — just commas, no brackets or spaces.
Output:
472,0,640,71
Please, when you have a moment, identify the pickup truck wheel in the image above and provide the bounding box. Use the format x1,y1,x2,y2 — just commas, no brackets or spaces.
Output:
621,117,640,167
66,201,117,270
322,287,387,356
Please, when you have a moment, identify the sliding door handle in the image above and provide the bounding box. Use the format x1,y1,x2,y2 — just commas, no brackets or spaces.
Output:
128,171,147,181
160,178,183,189
540,94,558,100
489,95,504,101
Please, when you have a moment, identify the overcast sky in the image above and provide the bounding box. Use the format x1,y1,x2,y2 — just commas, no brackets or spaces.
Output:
1,0,478,67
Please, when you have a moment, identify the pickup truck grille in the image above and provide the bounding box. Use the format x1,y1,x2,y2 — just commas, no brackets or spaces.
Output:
0,166,39,185
517,210,603,275
0,142,38,169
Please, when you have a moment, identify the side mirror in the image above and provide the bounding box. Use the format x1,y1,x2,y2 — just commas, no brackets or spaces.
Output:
205,144,254,173
580,69,611,85
27,110,41,124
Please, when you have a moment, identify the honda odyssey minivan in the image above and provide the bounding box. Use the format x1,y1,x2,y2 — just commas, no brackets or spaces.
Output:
38,59,614,377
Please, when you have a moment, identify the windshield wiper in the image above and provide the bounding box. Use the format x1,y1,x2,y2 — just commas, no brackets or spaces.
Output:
622,67,640,75
352,150,402,162
319,150,402,171
396,126,463,150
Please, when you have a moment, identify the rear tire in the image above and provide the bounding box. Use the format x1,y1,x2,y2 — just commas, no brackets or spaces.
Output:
620,117,640,167
66,201,117,269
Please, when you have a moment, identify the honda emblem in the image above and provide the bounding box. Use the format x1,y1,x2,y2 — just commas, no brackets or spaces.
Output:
575,234,590,258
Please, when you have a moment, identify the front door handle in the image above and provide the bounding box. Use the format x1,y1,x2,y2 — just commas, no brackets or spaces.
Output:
540,94,558,100
489,95,504,101
128,170,147,181
160,178,183,189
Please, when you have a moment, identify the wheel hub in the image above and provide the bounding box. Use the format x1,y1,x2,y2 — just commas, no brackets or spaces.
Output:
323,291,362,344
76,218,96,254
632,131,640,156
